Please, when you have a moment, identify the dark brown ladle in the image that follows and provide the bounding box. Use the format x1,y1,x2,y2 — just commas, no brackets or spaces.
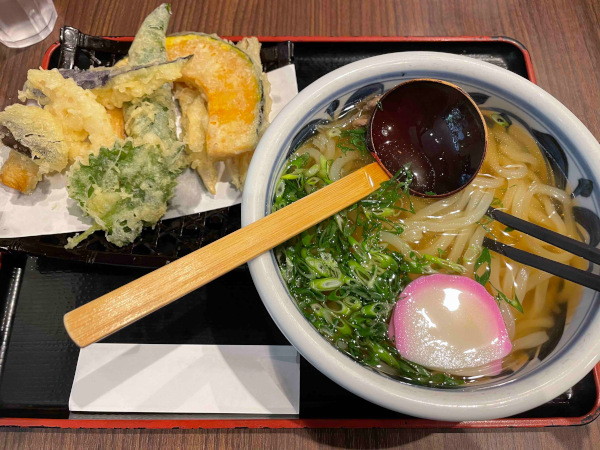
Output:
367,79,488,198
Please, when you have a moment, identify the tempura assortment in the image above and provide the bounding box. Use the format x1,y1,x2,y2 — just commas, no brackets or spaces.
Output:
0,3,271,247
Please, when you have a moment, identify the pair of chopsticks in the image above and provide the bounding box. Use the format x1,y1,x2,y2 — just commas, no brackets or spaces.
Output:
483,207,600,292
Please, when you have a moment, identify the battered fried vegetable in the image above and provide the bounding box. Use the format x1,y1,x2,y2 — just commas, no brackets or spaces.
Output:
66,3,186,248
0,104,67,174
67,141,179,247
167,33,265,161
175,84,217,194
0,104,68,193
128,4,171,65
225,151,254,191
91,56,191,109
123,84,185,168
124,3,186,170
227,37,271,190
235,36,272,139
106,108,125,139
59,56,190,91
166,33,270,189
0,151,39,194
19,69,118,162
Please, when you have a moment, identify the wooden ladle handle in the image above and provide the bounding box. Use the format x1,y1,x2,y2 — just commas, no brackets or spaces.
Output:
64,162,389,347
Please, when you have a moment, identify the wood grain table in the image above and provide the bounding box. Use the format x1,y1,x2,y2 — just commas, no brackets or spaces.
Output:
0,0,599,448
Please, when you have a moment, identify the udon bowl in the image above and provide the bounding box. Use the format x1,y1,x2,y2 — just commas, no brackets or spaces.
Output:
241,52,600,421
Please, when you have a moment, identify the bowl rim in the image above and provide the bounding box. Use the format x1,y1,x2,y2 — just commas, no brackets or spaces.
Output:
242,51,600,421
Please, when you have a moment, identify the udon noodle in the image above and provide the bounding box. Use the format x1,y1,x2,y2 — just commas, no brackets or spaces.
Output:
274,95,585,385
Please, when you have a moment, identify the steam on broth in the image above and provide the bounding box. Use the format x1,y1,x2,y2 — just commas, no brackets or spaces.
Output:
273,95,584,386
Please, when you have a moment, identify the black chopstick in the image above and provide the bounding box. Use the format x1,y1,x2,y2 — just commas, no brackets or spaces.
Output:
482,237,600,292
487,207,600,265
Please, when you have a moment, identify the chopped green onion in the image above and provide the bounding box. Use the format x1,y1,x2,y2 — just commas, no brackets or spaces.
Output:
310,277,344,291
306,164,319,177
492,284,524,313
343,296,363,311
371,252,398,270
474,248,492,286
372,207,396,218
491,113,510,128
361,302,389,318
305,257,331,278
332,317,353,335
275,180,286,199
325,300,351,316
422,254,466,274
310,303,324,317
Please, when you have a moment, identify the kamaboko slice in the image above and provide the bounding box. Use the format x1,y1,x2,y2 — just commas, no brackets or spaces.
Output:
166,34,266,160
388,274,512,376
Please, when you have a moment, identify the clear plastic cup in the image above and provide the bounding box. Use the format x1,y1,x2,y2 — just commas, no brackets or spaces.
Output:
0,0,57,48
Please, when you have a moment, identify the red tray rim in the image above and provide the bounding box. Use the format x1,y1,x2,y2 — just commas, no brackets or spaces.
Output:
3,35,595,430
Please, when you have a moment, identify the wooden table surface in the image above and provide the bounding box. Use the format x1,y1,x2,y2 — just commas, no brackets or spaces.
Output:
0,0,599,448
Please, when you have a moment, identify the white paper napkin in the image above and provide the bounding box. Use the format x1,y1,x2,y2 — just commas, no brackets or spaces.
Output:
69,344,300,414
0,64,299,238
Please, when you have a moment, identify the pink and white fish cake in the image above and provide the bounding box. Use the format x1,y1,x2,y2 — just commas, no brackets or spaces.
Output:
389,274,512,376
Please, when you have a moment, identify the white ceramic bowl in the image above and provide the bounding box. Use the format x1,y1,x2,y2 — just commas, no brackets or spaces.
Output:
241,52,600,421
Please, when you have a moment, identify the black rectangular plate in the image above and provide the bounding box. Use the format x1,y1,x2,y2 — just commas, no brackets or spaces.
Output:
0,36,596,423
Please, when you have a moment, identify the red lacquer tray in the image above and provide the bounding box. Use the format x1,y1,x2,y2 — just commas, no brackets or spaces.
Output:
0,35,597,430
